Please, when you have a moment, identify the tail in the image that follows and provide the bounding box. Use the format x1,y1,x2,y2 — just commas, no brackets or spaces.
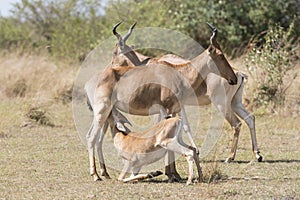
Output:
232,71,248,104
237,71,248,81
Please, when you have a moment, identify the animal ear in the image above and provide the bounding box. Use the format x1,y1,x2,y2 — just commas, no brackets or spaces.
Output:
141,58,151,65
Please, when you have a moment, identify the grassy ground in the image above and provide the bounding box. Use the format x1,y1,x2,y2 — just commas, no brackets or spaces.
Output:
0,99,299,199
0,54,299,199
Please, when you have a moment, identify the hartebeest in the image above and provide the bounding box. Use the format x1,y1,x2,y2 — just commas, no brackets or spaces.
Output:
109,115,202,185
84,22,237,182
114,23,262,163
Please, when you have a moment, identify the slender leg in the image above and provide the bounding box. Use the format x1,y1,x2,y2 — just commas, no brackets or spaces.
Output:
233,103,262,162
86,121,102,181
165,151,181,182
164,138,195,185
86,97,111,181
177,124,203,182
178,108,198,150
95,121,110,178
189,146,203,182
159,108,181,181
118,160,131,181
224,112,242,163
185,153,195,185
231,76,262,162
131,166,142,177
213,97,242,163
210,90,242,163
164,120,196,185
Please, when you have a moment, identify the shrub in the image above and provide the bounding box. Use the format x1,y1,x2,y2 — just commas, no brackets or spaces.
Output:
26,106,55,127
247,22,298,109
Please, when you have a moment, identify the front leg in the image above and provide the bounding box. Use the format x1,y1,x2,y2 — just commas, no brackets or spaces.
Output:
87,98,111,181
159,107,182,182
95,121,110,178
86,122,101,181
191,146,203,182
179,108,199,153
165,151,181,182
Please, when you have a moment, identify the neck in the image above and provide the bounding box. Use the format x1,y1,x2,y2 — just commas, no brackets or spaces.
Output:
190,50,211,80
124,51,143,66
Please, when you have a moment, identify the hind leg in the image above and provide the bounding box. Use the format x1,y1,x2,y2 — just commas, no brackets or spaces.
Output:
232,103,262,162
231,78,262,161
224,112,242,163
118,160,131,181
212,101,242,163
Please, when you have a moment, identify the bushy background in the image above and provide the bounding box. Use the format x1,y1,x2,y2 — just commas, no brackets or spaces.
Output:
0,0,299,112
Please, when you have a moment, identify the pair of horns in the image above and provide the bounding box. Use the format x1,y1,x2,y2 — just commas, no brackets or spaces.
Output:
113,21,137,43
113,21,217,46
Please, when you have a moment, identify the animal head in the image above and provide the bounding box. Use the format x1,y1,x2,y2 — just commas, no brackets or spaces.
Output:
206,22,237,85
112,22,150,67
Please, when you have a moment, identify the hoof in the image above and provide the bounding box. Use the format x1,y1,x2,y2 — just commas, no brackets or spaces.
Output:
186,180,193,186
196,176,203,183
91,173,102,181
257,154,263,162
174,173,182,181
225,157,234,163
117,178,124,182
166,172,182,183
101,173,111,179
104,175,111,179
167,174,181,183
93,176,102,181
167,177,175,183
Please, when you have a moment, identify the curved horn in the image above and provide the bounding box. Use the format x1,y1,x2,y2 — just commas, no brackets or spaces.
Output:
206,22,218,45
113,21,123,41
123,22,137,43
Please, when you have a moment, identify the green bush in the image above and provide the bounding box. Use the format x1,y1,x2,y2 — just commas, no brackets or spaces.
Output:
247,22,297,108
1,0,108,59
0,0,299,59
169,0,299,56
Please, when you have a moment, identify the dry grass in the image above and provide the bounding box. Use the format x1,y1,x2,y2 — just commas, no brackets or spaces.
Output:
0,53,75,103
0,54,300,199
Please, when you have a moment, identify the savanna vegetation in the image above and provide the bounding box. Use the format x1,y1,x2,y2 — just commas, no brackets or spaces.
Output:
0,0,299,199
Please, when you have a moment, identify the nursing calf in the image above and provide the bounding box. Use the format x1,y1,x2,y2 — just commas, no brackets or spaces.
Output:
109,116,202,185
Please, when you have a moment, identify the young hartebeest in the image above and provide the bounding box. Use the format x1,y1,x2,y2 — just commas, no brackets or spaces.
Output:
108,115,202,185
113,23,262,163
84,22,237,182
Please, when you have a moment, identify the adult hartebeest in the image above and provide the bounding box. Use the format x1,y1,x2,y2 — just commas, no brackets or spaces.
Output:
109,114,202,185
84,22,237,182
113,23,262,163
